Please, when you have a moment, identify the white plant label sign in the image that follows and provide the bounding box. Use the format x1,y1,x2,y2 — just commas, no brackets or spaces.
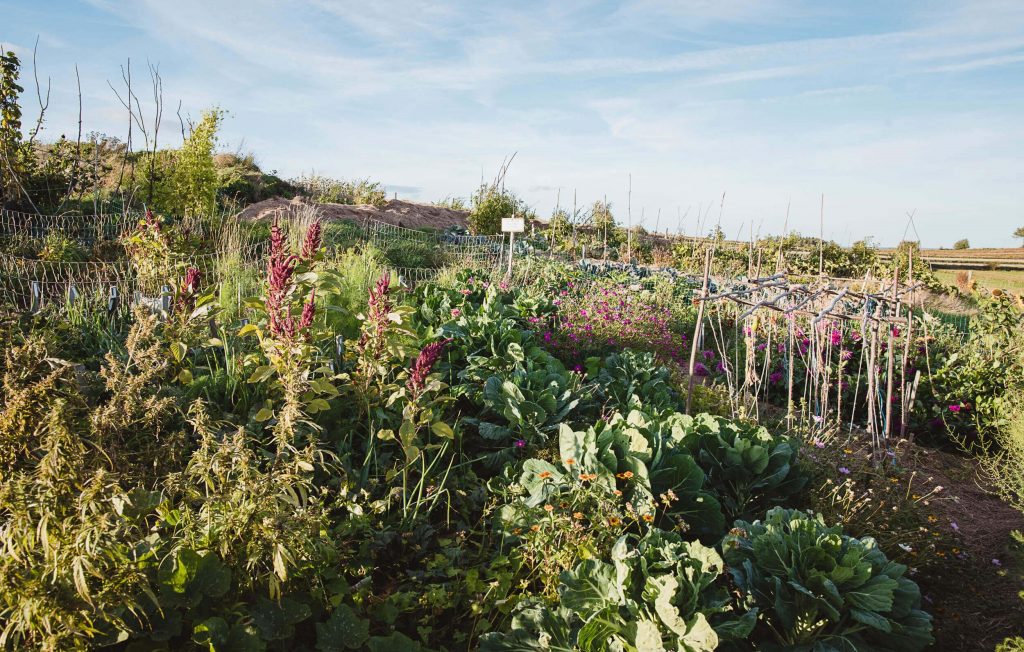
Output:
501,218,525,233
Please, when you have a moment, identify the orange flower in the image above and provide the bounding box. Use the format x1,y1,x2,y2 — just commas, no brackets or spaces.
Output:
613,489,623,496
573,511,584,519
530,524,540,532
565,458,576,465
559,501,570,509
608,517,622,526
579,473,597,482
539,471,552,479
642,514,654,523
543,504,554,512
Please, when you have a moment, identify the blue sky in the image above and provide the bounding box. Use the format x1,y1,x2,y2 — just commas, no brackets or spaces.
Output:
4,0,1024,246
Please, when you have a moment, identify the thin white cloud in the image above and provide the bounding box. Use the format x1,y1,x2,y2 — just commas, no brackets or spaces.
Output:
925,52,1024,73
8,0,1024,246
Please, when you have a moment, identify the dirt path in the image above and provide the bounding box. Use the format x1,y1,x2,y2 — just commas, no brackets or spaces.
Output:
902,446,1024,650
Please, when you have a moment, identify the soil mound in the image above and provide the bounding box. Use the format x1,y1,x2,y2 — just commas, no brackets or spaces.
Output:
236,196,469,230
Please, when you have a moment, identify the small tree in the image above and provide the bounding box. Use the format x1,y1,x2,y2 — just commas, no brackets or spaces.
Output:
1015,226,1024,247
0,50,29,206
548,207,571,249
165,108,223,217
589,200,622,256
953,239,970,250
468,184,532,235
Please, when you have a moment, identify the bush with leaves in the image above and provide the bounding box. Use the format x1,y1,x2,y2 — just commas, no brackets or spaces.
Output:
37,230,87,262
928,291,1024,446
480,528,754,651
723,507,933,651
164,108,224,218
468,184,533,235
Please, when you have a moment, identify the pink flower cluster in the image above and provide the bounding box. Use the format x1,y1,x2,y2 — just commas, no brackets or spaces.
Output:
406,338,452,400
358,273,393,355
265,219,317,341
544,283,688,365
177,266,201,313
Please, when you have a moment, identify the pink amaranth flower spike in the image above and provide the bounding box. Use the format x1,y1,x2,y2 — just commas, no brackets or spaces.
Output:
948,404,961,413
177,266,202,313
300,220,322,261
300,289,316,330
182,267,201,295
407,338,452,399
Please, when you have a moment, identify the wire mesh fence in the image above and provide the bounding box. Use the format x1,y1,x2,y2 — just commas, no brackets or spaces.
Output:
0,208,141,244
364,219,506,268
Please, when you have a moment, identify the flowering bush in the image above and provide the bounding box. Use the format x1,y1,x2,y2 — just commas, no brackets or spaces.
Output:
542,280,692,366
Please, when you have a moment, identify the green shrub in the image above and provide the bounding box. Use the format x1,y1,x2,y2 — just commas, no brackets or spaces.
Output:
292,173,387,206
723,507,933,651
380,238,447,269
165,108,224,217
929,292,1024,445
38,231,87,262
469,184,532,235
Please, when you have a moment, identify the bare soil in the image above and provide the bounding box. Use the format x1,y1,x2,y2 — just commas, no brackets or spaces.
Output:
237,196,469,231
900,445,1024,650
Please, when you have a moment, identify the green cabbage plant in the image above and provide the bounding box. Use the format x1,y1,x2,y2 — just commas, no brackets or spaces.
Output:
587,349,679,414
480,528,755,651
679,413,808,522
723,508,933,651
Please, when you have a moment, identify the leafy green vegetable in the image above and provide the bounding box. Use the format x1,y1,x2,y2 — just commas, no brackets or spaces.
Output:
587,349,679,414
723,507,933,651
481,528,753,651
677,413,808,521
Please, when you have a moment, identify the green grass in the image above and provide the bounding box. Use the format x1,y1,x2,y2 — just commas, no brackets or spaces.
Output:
936,269,1024,292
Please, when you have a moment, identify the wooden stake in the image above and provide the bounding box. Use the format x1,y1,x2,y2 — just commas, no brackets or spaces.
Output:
686,248,714,413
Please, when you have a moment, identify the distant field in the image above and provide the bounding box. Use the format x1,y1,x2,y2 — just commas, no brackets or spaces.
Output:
879,247,1024,259
879,246,1024,271
935,269,1024,291
914,248,1024,259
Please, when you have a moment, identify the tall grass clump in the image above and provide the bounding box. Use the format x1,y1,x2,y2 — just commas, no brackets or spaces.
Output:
292,173,387,206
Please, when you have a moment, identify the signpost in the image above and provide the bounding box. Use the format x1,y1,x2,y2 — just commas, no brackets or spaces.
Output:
501,217,525,276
